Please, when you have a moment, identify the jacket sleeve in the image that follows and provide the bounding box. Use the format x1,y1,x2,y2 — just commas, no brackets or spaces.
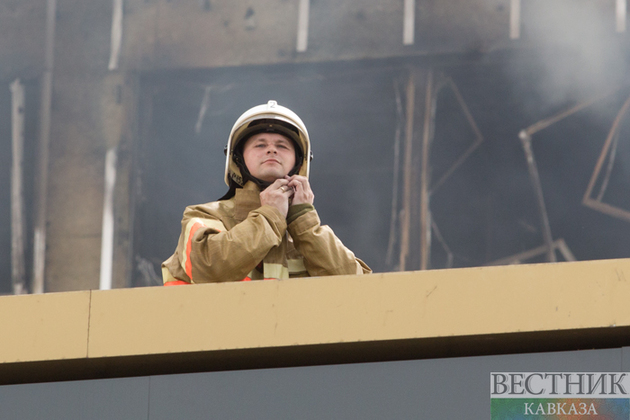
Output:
173,205,287,283
287,208,372,277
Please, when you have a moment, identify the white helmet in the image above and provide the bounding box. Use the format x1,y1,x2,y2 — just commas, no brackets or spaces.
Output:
224,100,312,187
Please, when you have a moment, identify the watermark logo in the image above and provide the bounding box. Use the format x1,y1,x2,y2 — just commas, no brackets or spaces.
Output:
491,373,630,419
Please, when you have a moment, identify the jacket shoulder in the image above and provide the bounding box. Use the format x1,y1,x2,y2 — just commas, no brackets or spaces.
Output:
184,199,234,219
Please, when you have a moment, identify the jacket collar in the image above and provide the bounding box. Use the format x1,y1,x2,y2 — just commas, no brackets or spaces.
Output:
233,181,261,222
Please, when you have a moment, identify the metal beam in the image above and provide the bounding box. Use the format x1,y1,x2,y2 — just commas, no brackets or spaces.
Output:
519,131,556,262
108,0,124,70
99,147,118,290
399,69,416,271
32,0,57,294
510,0,521,39
617,0,627,32
296,0,310,52
403,0,415,45
419,70,434,270
10,79,27,295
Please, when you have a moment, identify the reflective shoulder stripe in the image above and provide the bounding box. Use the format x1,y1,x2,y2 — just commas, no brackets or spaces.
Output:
181,217,226,282
162,265,185,285
355,261,363,275
246,268,264,281
164,280,190,286
287,258,307,274
184,222,203,281
197,218,226,232
263,263,290,280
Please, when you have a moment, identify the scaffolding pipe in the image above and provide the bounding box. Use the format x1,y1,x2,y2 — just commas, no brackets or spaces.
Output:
596,130,620,202
403,0,415,45
108,0,124,70
519,131,556,262
432,220,454,268
487,238,575,266
420,70,434,270
10,79,27,295
385,79,404,267
33,0,57,294
524,90,616,137
510,0,521,39
430,78,484,194
583,94,630,204
296,0,310,52
399,70,416,271
100,147,118,290
195,86,212,134
617,0,627,33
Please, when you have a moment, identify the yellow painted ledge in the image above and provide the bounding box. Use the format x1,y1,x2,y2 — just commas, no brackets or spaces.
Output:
2,258,630,383
0,291,90,363
86,258,630,357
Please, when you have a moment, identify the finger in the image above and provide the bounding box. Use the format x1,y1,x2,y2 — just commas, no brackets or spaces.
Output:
287,175,306,182
272,178,289,186
289,182,303,197
292,182,311,198
280,185,295,195
287,178,305,189
269,179,286,190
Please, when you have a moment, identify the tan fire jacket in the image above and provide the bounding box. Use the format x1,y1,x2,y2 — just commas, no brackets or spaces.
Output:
162,181,371,284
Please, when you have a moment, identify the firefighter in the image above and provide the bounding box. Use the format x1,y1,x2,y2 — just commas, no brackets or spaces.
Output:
162,100,371,284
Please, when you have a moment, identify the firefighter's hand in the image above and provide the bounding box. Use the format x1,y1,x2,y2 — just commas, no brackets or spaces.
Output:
286,175,314,206
260,179,293,218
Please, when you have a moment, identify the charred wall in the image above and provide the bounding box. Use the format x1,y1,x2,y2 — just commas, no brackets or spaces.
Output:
1,0,630,291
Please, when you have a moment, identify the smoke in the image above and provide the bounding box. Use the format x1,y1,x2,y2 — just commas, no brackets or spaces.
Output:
512,0,627,112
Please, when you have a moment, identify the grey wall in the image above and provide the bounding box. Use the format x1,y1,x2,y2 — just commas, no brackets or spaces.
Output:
1,347,628,420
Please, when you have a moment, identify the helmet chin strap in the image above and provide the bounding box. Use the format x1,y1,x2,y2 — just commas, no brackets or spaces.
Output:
236,159,301,191
220,133,303,200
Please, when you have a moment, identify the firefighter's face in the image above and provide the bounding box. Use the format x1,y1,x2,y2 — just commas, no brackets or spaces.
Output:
242,133,296,182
